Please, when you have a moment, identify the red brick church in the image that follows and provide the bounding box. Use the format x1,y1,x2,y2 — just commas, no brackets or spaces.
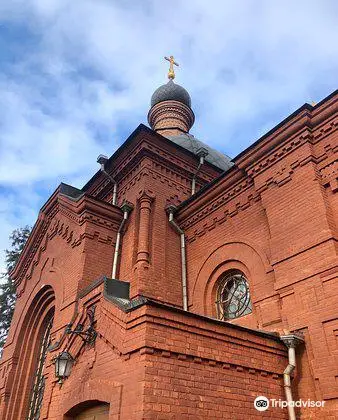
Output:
0,57,337,420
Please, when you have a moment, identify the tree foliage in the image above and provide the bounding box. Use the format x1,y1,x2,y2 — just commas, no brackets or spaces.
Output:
0,226,31,354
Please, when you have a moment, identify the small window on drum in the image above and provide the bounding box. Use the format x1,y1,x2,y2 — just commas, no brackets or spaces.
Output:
216,271,252,320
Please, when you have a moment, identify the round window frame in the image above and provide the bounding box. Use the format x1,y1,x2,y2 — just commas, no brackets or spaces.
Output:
216,271,252,320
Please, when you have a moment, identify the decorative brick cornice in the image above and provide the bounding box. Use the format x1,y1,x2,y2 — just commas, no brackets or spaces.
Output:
245,118,337,181
312,116,338,142
172,92,338,228
103,164,191,206
11,191,123,287
178,174,255,234
93,152,195,202
246,129,313,178
89,131,218,201
235,93,338,170
254,154,317,193
320,160,338,192
139,346,284,378
239,114,338,181
176,125,337,230
182,194,260,242
12,216,52,289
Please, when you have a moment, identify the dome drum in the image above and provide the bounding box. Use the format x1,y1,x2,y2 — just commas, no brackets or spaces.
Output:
148,100,195,136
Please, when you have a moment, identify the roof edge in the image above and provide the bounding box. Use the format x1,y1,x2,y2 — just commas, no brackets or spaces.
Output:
174,88,338,214
82,123,227,193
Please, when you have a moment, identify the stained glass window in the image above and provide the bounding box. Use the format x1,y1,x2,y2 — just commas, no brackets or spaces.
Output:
27,314,54,420
216,271,252,320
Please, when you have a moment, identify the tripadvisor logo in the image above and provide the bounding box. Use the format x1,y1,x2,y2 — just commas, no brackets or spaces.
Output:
254,396,325,411
254,396,269,411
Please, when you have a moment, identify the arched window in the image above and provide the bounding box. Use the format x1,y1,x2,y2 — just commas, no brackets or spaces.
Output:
27,308,54,420
4,286,55,420
216,271,252,320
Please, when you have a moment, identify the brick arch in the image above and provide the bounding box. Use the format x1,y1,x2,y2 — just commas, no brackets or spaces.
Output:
3,285,55,420
64,400,109,419
5,257,63,348
62,379,122,419
191,241,273,319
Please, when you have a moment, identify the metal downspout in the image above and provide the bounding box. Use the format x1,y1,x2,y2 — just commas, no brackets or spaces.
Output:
280,334,304,420
97,154,117,206
191,148,208,196
112,202,133,279
167,205,188,311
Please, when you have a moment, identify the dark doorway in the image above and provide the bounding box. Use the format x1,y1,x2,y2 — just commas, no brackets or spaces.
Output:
65,401,109,420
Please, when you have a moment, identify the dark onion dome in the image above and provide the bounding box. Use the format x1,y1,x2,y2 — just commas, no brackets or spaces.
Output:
151,79,191,108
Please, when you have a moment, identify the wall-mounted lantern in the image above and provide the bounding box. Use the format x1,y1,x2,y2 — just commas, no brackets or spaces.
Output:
53,306,97,383
54,351,74,384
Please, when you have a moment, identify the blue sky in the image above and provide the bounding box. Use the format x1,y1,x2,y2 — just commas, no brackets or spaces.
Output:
0,0,338,275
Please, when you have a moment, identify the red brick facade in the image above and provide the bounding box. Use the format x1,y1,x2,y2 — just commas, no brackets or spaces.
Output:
0,88,337,419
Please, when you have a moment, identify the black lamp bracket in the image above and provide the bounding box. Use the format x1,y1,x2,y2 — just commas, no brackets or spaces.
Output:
65,306,97,344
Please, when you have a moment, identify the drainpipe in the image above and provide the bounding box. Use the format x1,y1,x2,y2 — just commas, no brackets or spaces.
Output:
166,205,188,311
112,202,133,279
191,147,208,196
97,154,117,206
280,334,304,420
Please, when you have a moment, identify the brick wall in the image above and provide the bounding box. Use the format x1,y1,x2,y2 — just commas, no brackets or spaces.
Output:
175,95,338,417
10,281,290,420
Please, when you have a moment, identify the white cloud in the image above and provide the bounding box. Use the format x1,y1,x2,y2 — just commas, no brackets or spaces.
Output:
0,0,337,273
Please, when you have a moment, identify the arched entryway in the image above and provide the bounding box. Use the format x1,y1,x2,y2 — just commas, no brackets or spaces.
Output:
65,401,109,420
74,404,109,420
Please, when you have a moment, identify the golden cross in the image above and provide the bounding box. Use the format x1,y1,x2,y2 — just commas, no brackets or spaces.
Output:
165,55,179,80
